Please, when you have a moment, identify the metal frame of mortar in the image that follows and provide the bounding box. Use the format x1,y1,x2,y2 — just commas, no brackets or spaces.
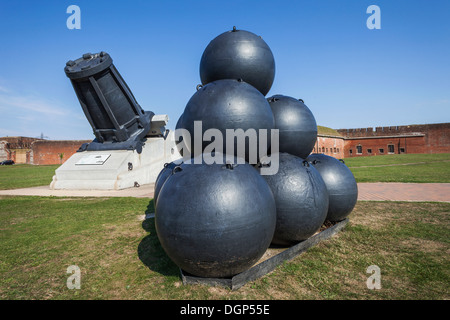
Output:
180,218,349,290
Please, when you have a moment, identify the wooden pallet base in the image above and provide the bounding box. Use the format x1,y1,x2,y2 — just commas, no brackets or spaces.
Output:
180,218,349,290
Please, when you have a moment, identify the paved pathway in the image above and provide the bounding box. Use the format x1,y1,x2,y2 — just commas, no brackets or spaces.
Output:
0,184,155,198
0,182,449,202
357,182,450,202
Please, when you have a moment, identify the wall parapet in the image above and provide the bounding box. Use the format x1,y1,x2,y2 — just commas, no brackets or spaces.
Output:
337,123,449,138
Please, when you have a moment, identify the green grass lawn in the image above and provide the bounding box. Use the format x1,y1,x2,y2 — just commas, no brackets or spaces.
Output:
344,153,450,167
1,196,448,300
0,164,59,190
344,153,450,183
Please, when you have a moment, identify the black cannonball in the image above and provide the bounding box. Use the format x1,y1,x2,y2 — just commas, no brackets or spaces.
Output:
155,154,276,278
181,79,275,163
260,153,329,246
307,154,358,222
267,95,317,159
200,27,275,96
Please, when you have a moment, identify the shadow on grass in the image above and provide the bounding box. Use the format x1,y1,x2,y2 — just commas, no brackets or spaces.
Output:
137,199,180,277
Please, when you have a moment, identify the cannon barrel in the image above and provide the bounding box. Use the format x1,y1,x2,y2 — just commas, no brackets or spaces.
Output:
65,51,154,153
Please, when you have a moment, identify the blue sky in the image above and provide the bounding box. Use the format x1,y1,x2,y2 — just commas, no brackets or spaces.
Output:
0,0,449,140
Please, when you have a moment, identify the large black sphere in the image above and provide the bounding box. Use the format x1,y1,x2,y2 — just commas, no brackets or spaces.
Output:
260,153,328,246
181,79,275,163
200,27,275,96
306,154,358,222
155,155,276,278
268,95,317,159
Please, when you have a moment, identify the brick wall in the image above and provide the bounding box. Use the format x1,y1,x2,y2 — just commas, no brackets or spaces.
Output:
343,136,426,157
0,136,42,148
0,137,42,163
424,123,450,154
338,123,450,157
312,135,345,159
337,124,423,138
31,140,91,165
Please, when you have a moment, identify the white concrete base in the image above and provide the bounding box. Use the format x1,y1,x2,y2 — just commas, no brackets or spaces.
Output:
50,131,181,190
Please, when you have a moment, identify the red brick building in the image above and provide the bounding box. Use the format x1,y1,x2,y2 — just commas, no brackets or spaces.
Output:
31,140,91,165
312,133,345,159
337,123,450,157
0,137,90,165
0,136,42,164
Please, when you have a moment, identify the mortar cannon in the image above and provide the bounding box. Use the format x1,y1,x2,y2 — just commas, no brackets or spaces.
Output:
65,51,166,153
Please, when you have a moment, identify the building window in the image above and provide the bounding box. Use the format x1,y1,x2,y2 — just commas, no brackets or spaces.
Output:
356,145,362,154
400,148,405,153
333,147,337,153
379,148,384,154
349,149,353,155
322,147,325,153
388,144,395,154
367,148,372,154
337,148,340,153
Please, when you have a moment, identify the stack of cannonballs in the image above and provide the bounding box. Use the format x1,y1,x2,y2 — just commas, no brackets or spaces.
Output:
154,27,358,279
